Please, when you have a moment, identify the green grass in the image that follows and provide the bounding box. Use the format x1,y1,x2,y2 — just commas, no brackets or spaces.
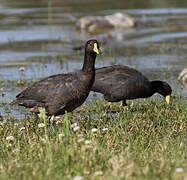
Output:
0,97,186,180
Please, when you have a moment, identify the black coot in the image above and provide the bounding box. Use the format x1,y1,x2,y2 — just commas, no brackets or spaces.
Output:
12,39,100,115
91,65,172,106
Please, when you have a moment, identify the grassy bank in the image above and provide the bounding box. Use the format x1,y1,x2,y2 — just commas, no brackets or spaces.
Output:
0,97,186,180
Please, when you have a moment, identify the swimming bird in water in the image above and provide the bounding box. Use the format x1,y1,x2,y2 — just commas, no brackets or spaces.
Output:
11,39,100,116
91,65,172,106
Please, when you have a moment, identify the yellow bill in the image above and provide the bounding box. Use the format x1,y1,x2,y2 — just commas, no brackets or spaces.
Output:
165,95,170,104
93,43,99,54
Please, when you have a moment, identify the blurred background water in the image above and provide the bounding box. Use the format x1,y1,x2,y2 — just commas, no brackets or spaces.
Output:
0,0,187,118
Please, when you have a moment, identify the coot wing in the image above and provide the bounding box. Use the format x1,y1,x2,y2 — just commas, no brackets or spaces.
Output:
16,72,79,101
92,65,151,101
92,65,142,94
13,71,89,115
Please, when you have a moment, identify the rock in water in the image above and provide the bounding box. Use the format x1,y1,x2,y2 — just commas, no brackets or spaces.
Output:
76,13,135,33
178,68,187,87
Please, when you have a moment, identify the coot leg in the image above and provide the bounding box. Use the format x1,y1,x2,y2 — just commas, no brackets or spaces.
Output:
122,100,127,106
106,102,117,113
49,116,56,127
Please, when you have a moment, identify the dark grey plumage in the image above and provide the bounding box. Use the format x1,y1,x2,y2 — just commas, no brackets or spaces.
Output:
11,39,100,115
91,65,172,105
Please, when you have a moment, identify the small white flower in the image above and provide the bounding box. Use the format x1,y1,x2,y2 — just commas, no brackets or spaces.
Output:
78,134,83,137
14,123,19,126
19,67,25,72
176,167,183,173
54,116,60,119
73,126,80,131
6,136,14,141
67,175,71,179
58,133,65,138
91,128,97,133
77,138,84,143
38,123,45,128
73,176,83,180
6,144,12,148
83,171,90,175
85,140,91,145
12,148,19,153
19,127,25,131
102,128,108,131
40,138,46,143
94,171,103,176
71,123,78,128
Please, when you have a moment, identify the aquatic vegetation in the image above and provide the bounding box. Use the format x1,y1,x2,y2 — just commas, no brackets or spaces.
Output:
14,79,28,87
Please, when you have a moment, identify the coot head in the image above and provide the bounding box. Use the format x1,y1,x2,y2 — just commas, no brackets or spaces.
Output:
152,81,172,104
85,39,100,55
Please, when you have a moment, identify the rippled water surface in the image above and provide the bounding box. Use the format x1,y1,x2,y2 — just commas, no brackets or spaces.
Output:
0,0,187,117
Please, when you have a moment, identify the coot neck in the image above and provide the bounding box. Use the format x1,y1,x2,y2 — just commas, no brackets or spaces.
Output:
82,51,96,73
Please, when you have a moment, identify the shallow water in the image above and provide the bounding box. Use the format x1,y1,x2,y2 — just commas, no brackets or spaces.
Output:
0,0,187,117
